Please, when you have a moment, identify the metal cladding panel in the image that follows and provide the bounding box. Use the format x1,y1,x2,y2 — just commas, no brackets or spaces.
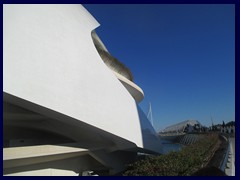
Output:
3,4,143,148
137,105,163,154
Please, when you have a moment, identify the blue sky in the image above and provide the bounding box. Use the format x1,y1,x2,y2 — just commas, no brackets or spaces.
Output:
83,4,235,132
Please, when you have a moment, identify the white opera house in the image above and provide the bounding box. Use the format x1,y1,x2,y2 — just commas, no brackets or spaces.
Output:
3,4,163,176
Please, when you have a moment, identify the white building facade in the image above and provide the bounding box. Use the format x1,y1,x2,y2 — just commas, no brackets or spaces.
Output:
3,4,163,176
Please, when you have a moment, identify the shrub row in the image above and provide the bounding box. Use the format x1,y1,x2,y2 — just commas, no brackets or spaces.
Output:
123,133,218,176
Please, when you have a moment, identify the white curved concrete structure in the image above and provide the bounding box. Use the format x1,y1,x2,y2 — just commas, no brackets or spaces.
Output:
3,4,162,176
114,72,144,103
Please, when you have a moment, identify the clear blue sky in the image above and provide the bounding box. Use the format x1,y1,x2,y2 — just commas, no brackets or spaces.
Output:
83,4,235,132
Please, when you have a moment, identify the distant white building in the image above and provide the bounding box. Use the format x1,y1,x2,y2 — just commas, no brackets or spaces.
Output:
3,4,163,176
161,120,202,134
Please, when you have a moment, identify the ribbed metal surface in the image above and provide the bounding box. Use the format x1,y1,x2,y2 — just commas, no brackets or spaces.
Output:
178,134,204,145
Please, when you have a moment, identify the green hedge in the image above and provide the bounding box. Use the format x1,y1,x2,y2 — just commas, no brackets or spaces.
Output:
123,133,218,176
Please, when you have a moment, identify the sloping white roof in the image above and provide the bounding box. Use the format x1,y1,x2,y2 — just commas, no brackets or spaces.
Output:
163,120,201,132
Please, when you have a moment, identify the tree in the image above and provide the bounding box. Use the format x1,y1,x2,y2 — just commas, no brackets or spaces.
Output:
222,121,225,128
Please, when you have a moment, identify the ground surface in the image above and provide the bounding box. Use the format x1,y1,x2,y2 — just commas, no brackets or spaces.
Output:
193,133,235,176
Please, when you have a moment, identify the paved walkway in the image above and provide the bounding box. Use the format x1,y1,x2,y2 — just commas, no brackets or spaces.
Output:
225,137,235,176
229,138,235,176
